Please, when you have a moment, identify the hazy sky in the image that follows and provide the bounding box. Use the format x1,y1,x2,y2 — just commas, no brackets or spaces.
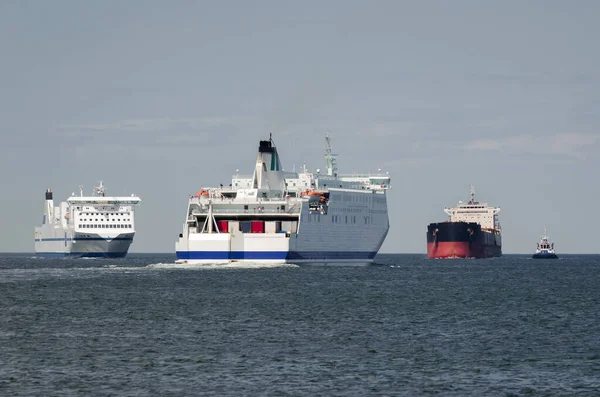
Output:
1,0,599,254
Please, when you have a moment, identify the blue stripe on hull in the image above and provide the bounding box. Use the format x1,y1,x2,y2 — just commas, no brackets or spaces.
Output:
35,252,129,258
35,237,133,242
176,251,288,260
176,251,377,261
287,251,376,260
231,251,288,260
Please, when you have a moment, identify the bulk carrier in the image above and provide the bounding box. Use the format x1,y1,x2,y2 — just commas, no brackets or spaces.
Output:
426,186,501,259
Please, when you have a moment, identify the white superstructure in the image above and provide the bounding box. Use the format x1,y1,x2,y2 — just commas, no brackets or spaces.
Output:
34,182,142,258
534,227,557,257
444,185,501,232
175,134,391,264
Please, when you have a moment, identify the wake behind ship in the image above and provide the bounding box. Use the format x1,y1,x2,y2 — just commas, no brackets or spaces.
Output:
426,186,501,259
34,182,141,258
175,134,391,265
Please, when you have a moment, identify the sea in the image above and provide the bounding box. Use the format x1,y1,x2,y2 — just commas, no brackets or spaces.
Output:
1,253,599,396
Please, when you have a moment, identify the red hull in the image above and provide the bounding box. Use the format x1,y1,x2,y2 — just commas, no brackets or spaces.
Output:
427,242,500,259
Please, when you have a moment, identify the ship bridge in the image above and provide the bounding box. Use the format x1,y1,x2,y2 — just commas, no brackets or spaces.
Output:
444,185,500,231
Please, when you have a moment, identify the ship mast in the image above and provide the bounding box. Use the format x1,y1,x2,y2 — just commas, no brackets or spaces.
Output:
469,184,476,204
94,181,106,197
325,133,338,176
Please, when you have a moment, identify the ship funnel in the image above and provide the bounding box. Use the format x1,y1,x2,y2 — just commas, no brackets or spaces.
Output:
44,188,55,224
251,136,285,196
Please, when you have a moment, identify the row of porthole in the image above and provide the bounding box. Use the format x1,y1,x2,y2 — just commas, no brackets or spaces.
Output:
80,212,131,216
79,219,131,222
78,224,132,229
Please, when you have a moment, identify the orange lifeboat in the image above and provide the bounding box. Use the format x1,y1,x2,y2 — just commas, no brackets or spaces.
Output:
194,189,210,197
301,189,324,197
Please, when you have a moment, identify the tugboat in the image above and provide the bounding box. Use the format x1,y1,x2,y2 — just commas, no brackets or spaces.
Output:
532,227,558,259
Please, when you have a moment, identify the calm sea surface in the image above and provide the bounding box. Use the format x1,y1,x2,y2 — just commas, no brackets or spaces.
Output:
1,253,599,396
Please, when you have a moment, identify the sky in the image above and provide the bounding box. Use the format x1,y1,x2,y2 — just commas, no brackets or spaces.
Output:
1,0,599,254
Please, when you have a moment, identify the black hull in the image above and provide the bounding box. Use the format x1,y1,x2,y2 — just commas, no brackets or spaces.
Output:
426,222,502,259
532,253,558,259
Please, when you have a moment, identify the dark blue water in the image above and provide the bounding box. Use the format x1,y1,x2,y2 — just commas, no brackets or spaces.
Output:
1,253,599,396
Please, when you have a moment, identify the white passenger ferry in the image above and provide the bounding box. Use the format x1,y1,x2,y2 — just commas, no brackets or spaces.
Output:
175,135,391,264
34,182,141,258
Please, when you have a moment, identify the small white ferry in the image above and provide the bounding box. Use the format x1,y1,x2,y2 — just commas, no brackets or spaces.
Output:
34,182,142,258
532,227,558,259
175,134,391,265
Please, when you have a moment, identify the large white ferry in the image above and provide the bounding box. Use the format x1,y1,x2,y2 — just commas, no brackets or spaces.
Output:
175,135,391,264
34,182,142,258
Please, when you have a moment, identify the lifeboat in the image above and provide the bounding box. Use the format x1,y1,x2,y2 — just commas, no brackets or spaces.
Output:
300,189,324,197
194,190,210,197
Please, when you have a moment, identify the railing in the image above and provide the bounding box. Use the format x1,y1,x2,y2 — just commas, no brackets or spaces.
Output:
192,205,301,216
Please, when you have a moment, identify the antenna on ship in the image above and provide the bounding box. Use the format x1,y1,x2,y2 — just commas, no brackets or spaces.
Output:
325,132,338,176
79,185,83,197
94,181,105,197
469,184,475,204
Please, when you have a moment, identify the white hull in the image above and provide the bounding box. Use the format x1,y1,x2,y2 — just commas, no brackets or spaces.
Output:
176,190,389,264
34,227,135,258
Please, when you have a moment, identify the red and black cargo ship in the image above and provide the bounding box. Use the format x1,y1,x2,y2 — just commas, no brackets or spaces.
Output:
426,186,501,259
